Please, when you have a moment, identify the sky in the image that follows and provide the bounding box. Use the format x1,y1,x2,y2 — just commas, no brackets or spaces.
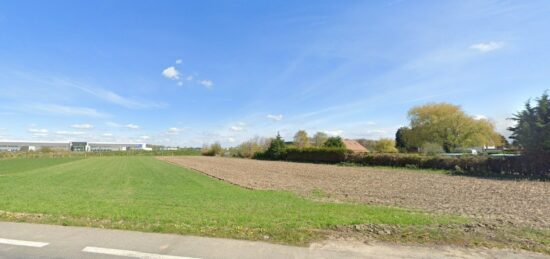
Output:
0,0,549,147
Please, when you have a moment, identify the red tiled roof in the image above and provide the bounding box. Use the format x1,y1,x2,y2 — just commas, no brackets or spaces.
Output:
343,140,368,153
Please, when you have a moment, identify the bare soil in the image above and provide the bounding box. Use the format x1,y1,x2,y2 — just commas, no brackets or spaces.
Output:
158,156,550,229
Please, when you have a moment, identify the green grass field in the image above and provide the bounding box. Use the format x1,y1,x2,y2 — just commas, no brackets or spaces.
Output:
0,156,462,244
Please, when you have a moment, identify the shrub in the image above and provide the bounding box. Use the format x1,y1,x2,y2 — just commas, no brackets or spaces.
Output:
201,142,223,156
323,136,345,148
373,138,398,153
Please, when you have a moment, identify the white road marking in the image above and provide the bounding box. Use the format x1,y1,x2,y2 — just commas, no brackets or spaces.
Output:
82,246,201,259
0,238,49,247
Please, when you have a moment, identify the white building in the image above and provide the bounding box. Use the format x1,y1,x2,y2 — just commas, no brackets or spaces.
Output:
0,141,152,152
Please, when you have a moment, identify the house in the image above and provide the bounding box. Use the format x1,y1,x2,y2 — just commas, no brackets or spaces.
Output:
343,140,368,153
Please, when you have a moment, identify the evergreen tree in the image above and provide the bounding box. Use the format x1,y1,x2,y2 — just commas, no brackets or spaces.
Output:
264,133,287,159
509,91,550,153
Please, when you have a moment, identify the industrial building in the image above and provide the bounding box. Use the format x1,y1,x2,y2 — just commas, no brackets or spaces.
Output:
0,141,152,152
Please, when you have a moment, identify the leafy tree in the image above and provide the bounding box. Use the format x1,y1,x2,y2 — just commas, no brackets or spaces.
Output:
323,136,345,148
509,91,550,153
356,139,377,151
421,142,444,156
374,138,398,153
395,127,411,150
263,133,287,159
233,136,270,158
312,132,328,147
293,130,310,148
407,103,502,152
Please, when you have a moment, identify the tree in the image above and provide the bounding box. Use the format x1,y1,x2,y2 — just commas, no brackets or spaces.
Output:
293,130,310,148
374,138,398,153
201,142,223,156
356,139,377,151
407,103,502,152
263,133,287,160
395,127,411,150
323,136,345,148
233,136,270,158
312,132,328,147
509,91,550,153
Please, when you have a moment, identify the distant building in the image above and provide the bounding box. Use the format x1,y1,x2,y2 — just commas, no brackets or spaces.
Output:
0,141,152,152
343,140,368,153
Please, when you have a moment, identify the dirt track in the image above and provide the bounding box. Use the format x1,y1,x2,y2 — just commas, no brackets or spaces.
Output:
158,156,550,228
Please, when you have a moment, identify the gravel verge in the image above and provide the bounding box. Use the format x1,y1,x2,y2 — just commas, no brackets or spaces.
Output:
158,156,549,229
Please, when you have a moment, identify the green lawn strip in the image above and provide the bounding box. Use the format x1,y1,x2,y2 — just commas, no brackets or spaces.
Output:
0,156,462,245
0,157,83,175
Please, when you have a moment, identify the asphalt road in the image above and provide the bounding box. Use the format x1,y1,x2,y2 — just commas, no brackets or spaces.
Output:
0,222,547,259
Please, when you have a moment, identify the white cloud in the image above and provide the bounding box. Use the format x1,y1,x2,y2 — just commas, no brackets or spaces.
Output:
267,114,283,121
28,128,49,137
162,66,181,80
470,42,503,53
103,133,113,137
228,137,236,143
126,124,140,129
28,128,48,134
366,121,376,126
473,114,488,120
324,130,343,136
140,135,150,140
230,126,243,132
71,123,93,129
55,131,84,136
199,80,213,88
167,127,184,135
175,59,183,64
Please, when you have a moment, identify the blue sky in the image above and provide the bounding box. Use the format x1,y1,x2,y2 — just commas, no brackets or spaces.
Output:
0,0,549,147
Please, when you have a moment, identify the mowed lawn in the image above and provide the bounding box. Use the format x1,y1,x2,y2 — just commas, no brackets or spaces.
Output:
0,156,462,244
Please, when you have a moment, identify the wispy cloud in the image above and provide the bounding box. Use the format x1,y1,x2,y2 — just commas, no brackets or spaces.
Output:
230,125,244,132
323,130,343,136
167,127,184,135
162,66,181,80
25,103,109,118
126,124,140,129
55,130,84,136
71,123,93,129
199,79,213,89
470,42,504,53
28,128,49,137
73,85,165,109
175,59,183,64
267,114,283,121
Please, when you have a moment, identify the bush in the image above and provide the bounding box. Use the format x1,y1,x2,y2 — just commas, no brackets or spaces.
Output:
323,136,345,148
373,138,398,153
201,143,223,156
285,147,349,163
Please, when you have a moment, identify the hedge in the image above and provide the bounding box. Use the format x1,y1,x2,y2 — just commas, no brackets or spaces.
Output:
285,147,350,163
254,147,549,179
347,153,549,179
